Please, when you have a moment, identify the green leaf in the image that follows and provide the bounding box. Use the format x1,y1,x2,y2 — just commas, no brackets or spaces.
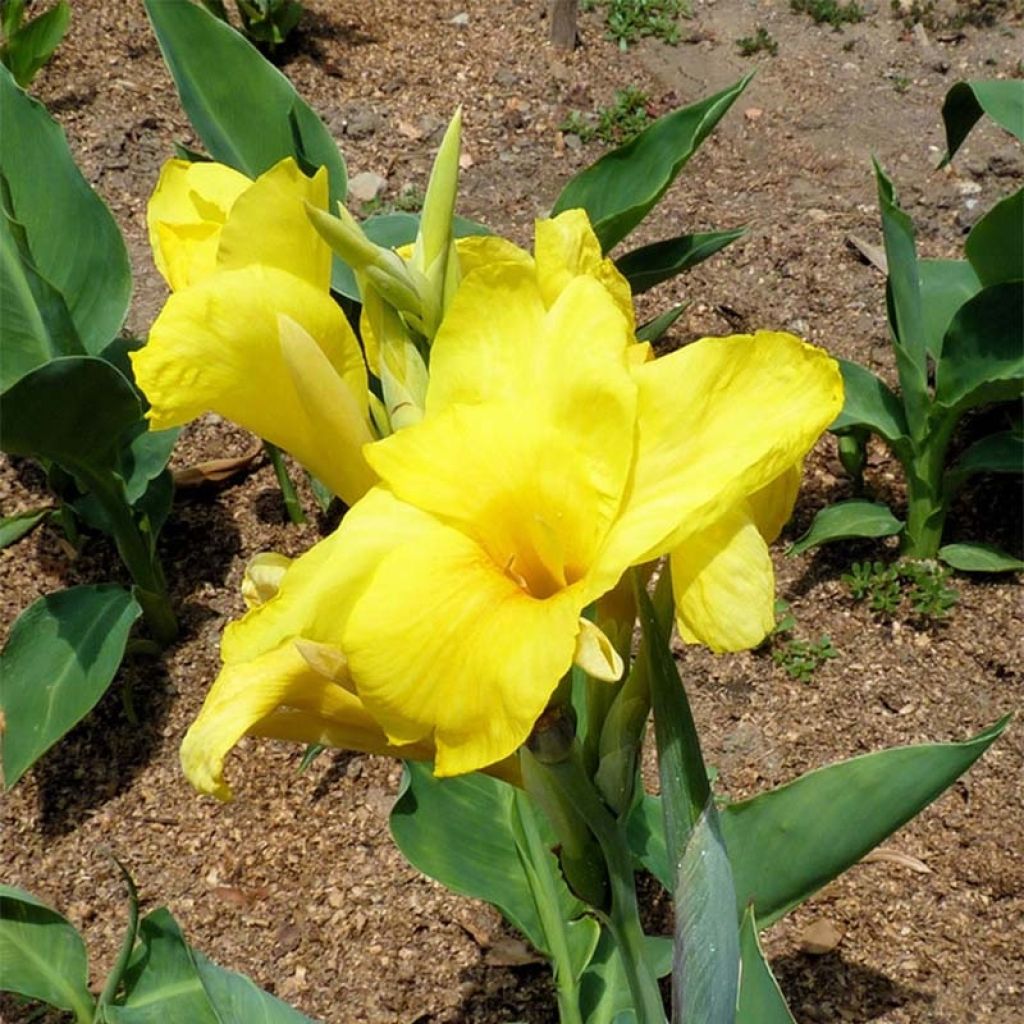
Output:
0,506,50,548
635,303,687,343
944,430,1023,495
0,173,85,389
965,188,1024,287
919,258,982,362
552,76,751,252
0,585,142,787
788,500,904,555
830,359,910,450
631,720,1008,927
390,763,585,955
0,885,94,1019
938,542,1024,573
110,907,314,1023
144,0,346,204
940,80,1024,165
935,282,1024,412
614,228,745,294
638,578,738,1023
120,425,180,506
0,356,142,485
579,931,673,1024
736,907,795,1024
0,64,130,354
1,0,69,87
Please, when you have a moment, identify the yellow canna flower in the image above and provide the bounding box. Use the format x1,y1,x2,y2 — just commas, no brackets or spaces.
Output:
133,158,377,507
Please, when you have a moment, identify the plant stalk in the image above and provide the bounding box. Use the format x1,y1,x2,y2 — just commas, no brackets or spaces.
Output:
264,441,307,525
903,413,958,559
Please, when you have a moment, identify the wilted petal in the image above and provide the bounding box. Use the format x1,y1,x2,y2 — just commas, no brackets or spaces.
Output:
241,552,293,609
573,618,624,682
670,509,776,653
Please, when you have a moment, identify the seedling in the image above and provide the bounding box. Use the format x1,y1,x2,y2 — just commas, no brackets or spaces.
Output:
198,0,302,52
842,559,959,620
736,26,779,57
769,600,839,681
561,87,652,146
790,0,864,29
581,0,688,49
0,0,69,87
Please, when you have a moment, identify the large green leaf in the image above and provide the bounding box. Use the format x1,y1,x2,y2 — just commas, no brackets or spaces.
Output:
0,177,84,390
788,499,904,555
638,579,738,1024
919,258,981,362
935,282,1024,412
938,542,1024,573
0,355,142,484
0,885,93,1019
552,76,751,252
944,429,1023,496
0,64,130,354
830,359,910,451
144,0,346,204
735,907,794,1024
109,908,314,1023
965,188,1024,287
614,228,745,294
631,719,1007,927
0,585,142,787
579,930,673,1024
940,80,1024,165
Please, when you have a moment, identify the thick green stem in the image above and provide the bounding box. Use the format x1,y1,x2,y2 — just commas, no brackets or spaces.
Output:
547,749,666,1024
264,441,307,525
903,413,957,559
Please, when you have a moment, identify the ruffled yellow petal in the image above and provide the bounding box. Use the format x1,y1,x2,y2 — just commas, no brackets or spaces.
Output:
132,265,374,506
670,509,776,653
343,503,583,776
595,331,843,578
241,552,293,609
180,639,418,800
454,234,532,275
147,158,250,290
534,209,634,329
216,158,331,290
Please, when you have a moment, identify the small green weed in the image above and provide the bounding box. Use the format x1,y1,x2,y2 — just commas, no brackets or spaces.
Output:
892,74,911,93
842,559,959,620
790,0,865,29
359,185,425,218
769,600,838,682
736,26,779,56
561,87,652,146
582,0,689,49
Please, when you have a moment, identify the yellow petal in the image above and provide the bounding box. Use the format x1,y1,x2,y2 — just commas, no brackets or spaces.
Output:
241,552,292,609
670,509,776,653
343,505,583,776
147,158,250,290
573,618,624,682
217,158,331,290
453,234,532,275
180,639,413,800
132,265,373,506
534,209,634,329
748,462,802,543
595,331,843,578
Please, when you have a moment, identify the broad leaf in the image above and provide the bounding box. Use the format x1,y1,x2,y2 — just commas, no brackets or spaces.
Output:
938,542,1024,573
940,80,1024,165
0,506,50,549
0,885,93,1019
0,64,130,354
935,282,1024,412
614,228,745,294
919,258,981,361
736,907,795,1023
830,359,909,450
580,930,673,1024
144,0,346,204
552,76,751,252
0,585,141,787
944,430,1023,495
788,500,904,555
631,719,1008,927
965,188,1024,287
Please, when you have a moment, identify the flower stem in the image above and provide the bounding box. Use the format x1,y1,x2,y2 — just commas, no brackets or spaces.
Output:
264,441,307,525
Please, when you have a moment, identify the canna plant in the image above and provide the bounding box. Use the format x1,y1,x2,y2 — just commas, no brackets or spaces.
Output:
198,0,303,53
126,9,1010,1018
0,64,179,789
792,80,1024,573
0,0,69,88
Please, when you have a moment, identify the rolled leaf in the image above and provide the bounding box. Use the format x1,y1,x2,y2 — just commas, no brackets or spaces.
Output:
788,499,904,555
0,885,94,1019
614,228,745,294
940,80,1024,165
0,64,130,354
553,76,751,252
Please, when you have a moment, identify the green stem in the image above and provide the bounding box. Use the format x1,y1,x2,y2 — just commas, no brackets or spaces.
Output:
903,413,957,559
94,856,140,1019
512,791,586,1024
547,750,666,1024
264,442,307,525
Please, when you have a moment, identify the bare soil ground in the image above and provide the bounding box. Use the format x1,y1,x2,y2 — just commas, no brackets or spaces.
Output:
2,1,1022,1021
